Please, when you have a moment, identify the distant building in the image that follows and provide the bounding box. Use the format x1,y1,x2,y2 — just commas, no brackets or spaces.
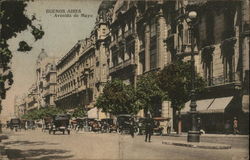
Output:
55,1,114,119
17,49,57,114
36,49,57,109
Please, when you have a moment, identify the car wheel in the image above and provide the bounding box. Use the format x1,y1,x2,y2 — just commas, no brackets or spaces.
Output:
68,130,70,135
53,130,55,135
134,127,139,136
63,131,65,134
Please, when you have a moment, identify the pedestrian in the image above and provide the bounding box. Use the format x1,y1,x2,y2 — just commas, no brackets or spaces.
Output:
129,117,135,138
233,117,239,135
224,120,230,134
145,114,153,142
166,118,172,135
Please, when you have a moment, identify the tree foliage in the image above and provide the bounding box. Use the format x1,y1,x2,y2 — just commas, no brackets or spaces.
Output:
21,107,64,120
136,72,166,116
0,0,44,111
95,79,138,115
72,107,87,118
158,61,206,111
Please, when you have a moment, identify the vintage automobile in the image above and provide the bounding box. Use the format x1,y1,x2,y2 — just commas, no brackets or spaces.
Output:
10,118,21,131
75,117,87,131
75,118,95,132
116,114,139,135
137,117,147,135
100,118,117,133
26,120,36,130
49,114,70,135
6,121,10,129
153,117,168,135
42,117,52,132
90,120,102,132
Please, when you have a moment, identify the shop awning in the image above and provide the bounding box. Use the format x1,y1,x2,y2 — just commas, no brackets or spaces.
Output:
181,96,233,114
87,107,98,119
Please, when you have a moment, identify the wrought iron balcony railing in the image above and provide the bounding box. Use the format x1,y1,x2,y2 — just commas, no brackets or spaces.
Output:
205,72,238,87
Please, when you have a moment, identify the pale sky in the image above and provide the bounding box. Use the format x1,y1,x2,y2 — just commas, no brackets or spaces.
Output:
1,0,101,119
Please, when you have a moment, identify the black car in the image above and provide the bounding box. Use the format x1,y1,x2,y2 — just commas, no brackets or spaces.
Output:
49,114,70,135
137,117,147,135
100,118,117,133
90,120,102,132
75,118,86,131
42,117,52,132
76,118,96,132
26,120,36,130
10,118,21,131
116,114,138,135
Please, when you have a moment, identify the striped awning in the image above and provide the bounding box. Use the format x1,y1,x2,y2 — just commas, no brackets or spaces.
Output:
182,96,233,114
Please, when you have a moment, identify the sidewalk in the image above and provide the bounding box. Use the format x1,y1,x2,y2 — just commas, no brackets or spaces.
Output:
165,132,249,138
162,132,248,149
162,140,232,149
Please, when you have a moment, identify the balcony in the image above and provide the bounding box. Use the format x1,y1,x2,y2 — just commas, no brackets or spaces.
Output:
205,72,240,88
109,58,135,74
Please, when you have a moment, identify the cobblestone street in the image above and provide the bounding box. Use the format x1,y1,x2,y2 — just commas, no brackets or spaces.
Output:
1,129,249,160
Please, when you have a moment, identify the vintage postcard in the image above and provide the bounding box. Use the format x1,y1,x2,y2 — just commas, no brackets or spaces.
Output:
0,0,249,160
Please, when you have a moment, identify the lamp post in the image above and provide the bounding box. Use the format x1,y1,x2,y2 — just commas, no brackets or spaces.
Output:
185,11,200,142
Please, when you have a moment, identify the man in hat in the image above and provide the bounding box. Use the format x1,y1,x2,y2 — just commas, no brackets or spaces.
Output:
145,114,153,142
233,117,239,135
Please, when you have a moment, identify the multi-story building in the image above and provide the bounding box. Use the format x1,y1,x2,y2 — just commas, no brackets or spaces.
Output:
26,84,38,112
14,95,27,118
159,0,249,133
36,49,57,109
55,1,114,118
38,0,249,133
101,0,248,133
56,41,82,112
17,49,57,114
43,59,57,107
106,1,171,118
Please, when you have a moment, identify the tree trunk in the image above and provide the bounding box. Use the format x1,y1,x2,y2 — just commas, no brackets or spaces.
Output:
177,110,182,135
173,107,177,132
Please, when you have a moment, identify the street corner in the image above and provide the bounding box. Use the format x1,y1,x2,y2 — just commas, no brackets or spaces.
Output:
162,140,232,149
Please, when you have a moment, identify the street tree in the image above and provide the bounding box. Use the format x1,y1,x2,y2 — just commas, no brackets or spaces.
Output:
136,72,166,117
72,107,87,118
95,79,138,115
158,60,206,133
21,107,64,120
0,0,44,112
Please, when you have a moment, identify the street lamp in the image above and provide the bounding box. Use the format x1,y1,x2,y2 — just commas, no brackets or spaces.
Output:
185,10,200,142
